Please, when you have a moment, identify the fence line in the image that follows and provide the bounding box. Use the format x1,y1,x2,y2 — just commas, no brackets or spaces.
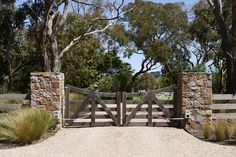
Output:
0,94,29,112
212,94,236,120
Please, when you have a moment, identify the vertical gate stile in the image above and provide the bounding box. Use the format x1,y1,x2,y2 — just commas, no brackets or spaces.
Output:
173,87,177,126
116,92,121,126
91,92,96,127
64,86,70,127
148,91,152,126
122,92,127,126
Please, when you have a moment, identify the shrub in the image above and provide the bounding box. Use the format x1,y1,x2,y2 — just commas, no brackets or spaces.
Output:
0,108,57,144
213,120,228,141
202,120,212,139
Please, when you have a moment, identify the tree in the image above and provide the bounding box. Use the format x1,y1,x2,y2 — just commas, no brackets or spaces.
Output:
109,1,189,84
133,73,156,91
22,0,128,72
207,0,236,93
0,0,34,92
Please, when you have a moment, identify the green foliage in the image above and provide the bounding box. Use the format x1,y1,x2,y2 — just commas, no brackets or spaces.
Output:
134,73,157,91
123,1,188,63
155,75,173,89
0,108,57,144
94,63,133,92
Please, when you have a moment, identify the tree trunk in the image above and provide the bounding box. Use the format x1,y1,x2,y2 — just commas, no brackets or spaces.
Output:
52,56,61,72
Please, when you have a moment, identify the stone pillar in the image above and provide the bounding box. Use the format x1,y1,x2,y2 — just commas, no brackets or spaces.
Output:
30,72,64,119
177,72,212,131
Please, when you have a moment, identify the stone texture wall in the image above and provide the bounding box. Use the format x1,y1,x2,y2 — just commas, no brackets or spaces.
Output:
31,72,64,119
177,72,212,130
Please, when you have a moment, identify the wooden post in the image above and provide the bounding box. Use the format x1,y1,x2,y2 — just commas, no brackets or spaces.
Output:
64,86,70,126
174,85,183,128
122,92,127,126
148,92,152,126
116,92,121,126
91,92,96,127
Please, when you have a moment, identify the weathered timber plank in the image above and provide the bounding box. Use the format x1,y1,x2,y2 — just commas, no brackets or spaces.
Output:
63,87,70,126
116,92,121,126
123,94,148,126
148,93,152,126
130,118,170,123
212,104,236,110
68,93,91,125
97,92,116,97
95,94,118,125
91,92,96,127
68,85,91,95
69,100,82,105
0,94,28,100
151,93,171,118
65,122,115,128
151,86,173,93
212,113,236,119
213,94,236,101
0,104,22,111
126,92,147,97
122,92,127,125
70,107,117,112
128,122,172,127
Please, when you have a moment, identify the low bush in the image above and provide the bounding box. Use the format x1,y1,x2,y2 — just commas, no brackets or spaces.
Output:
0,108,57,144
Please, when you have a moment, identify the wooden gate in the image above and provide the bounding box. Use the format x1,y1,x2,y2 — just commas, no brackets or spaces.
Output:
63,85,182,127
63,85,121,127
122,86,178,127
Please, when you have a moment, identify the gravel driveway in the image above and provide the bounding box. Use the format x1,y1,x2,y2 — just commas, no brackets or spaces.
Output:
0,127,235,157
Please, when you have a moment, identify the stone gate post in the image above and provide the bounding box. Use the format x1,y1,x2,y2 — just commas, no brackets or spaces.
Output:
177,72,212,131
30,72,64,120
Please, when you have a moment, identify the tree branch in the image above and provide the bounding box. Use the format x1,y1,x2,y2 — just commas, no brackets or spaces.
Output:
59,24,112,59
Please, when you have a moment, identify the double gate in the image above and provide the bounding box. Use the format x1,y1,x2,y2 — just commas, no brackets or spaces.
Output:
63,85,182,127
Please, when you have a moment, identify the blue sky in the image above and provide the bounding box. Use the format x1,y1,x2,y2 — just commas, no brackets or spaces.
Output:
120,0,199,72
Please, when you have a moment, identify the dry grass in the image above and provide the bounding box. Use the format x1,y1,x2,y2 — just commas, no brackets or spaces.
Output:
0,108,57,144
213,120,228,141
202,120,212,139
232,120,236,139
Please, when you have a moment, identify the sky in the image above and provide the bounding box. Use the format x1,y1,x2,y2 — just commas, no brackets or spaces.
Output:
120,0,199,72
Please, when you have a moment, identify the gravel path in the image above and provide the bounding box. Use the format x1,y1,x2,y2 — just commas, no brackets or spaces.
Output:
0,127,235,157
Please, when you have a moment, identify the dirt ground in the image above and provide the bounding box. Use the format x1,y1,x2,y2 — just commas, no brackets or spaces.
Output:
0,127,235,157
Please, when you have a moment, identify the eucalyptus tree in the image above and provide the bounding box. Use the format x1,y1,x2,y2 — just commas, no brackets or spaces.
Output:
108,1,189,83
22,0,129,72
207,0,236,93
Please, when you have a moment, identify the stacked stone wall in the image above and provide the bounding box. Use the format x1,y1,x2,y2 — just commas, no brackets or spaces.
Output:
30,72,64,118
177,72,212,130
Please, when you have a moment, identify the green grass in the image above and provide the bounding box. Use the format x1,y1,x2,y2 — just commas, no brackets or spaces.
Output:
0,108,57,144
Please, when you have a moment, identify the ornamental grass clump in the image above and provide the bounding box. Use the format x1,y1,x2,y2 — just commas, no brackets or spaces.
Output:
0,108,57,144
213,120,228,141
202,120,212,139
233,120,236,139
